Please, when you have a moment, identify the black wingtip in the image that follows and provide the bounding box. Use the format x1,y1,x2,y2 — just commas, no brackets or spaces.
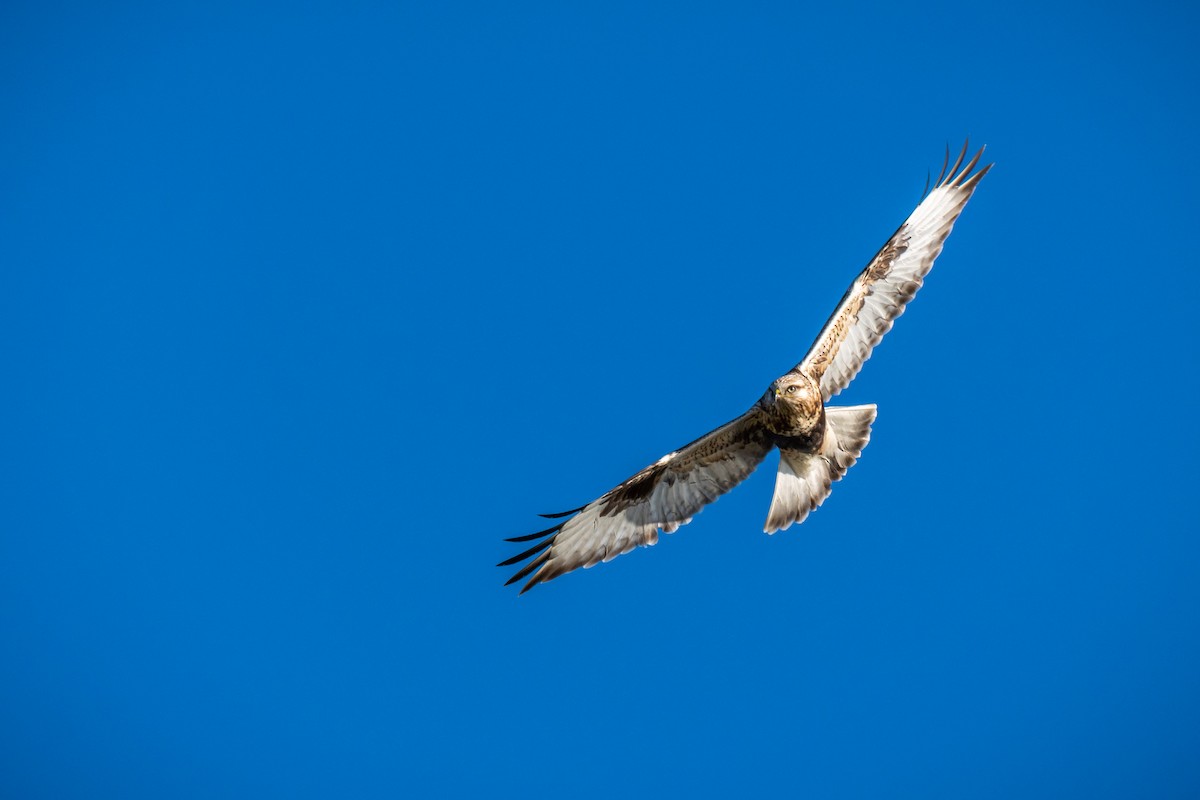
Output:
520,565,555,595
504,521,567,543
505,550,551,587
496,536,556,568
502,507,577,591
955,146,983,185
538,506,585,519
944,139,968,187
960,159,994,192
933,143,951,187
931,140,991,191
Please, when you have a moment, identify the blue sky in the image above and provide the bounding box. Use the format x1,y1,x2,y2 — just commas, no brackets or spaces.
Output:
2,1,1198,797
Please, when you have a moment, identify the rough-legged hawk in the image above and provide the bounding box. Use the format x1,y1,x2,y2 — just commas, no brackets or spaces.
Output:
501,143,991,593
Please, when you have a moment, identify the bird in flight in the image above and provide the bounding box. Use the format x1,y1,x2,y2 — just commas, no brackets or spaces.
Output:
501,142,992,593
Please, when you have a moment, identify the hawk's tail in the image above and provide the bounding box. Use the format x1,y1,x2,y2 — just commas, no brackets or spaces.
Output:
764,404,876,533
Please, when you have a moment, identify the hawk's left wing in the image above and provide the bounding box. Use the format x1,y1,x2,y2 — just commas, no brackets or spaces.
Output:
796,142,992,401
500,409,774,594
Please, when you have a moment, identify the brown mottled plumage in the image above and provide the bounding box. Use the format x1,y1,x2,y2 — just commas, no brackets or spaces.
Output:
761,372,824,438
501,142,992,593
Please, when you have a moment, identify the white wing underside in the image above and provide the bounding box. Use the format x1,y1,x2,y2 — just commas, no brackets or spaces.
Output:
558,440,765,564
798,145,991,401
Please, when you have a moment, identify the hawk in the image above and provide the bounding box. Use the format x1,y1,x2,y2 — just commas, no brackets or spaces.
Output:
501,143,991,593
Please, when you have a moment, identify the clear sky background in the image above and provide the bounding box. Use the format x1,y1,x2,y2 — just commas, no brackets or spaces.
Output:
2,1,1198,797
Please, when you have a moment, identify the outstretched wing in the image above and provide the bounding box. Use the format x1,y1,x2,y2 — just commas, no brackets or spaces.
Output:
796,142,992,401
500,409,774,593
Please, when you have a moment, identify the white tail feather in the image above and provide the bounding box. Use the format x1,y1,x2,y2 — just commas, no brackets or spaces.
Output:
763,404,876,533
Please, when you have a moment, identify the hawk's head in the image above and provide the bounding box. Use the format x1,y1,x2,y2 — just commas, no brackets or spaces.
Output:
759,372,823,436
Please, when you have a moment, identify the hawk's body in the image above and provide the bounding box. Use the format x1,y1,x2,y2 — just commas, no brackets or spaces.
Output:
501,144,992,593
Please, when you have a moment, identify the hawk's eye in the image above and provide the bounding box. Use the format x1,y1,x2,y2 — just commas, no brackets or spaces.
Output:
786,385,797,394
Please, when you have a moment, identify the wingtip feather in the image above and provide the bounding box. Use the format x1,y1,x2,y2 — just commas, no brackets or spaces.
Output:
504,550,551,587
960,159,994,192
497,535,556,567
520,562,561,594
954,146,983,185
538,506,585,519
933,143,951,187
504,521,567,543
944,139,968,186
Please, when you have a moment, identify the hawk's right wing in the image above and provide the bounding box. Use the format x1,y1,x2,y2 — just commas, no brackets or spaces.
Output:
500,409,774,593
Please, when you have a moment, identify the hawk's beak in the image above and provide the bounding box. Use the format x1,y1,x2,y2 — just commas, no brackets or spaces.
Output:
756,390,774,411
